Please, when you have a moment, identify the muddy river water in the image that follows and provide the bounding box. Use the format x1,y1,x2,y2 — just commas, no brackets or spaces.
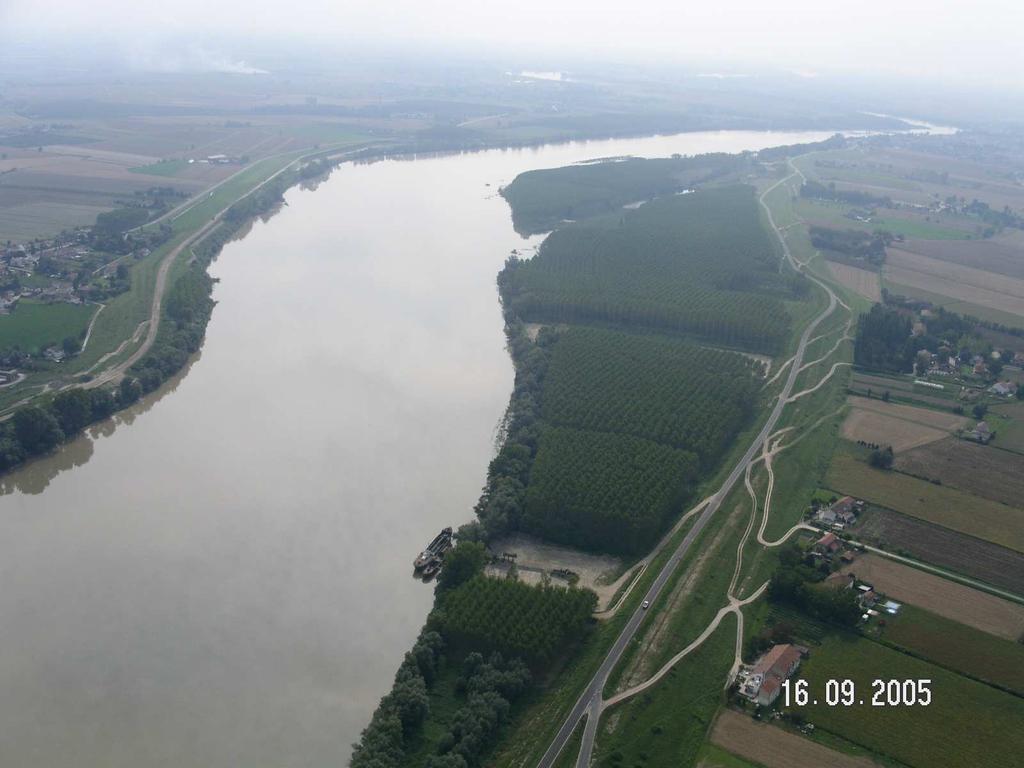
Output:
0,129,853,767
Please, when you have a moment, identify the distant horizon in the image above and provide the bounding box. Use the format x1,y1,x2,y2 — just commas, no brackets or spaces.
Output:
2,0,1023,92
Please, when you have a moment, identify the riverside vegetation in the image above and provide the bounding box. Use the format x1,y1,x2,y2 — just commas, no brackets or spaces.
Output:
352,156,817,765
0,158,332,473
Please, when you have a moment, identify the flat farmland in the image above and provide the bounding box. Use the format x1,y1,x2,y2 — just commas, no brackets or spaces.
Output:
826,445,1024,552
854,505,1024,595
839,554,1024,640
840,395,965,451
709,710,882,768
0,202,110,241
895,437,1024,507
825,260,881,301
0,300,97,352
897,236,1024,280
991,400,1024,453
848,372,955,408
795,634,1024,768
885,247,1024,319
880,605,1024,694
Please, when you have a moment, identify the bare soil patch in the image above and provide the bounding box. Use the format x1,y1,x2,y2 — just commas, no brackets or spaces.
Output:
839,554,1024,641
486,532,622,608
854,505,1024,595
710,709,882,768
840,396,965,451
895,437,1024,507
826,260,881,302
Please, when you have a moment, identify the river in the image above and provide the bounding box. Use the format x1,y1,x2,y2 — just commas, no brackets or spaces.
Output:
0,129,857,767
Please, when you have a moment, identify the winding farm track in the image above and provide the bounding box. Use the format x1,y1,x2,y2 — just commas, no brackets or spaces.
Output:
537,169,846,768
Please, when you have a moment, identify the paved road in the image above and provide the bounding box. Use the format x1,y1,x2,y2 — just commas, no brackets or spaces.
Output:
537,173,840,768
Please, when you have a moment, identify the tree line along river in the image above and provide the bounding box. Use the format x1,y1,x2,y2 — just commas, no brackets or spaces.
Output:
0,129,850,767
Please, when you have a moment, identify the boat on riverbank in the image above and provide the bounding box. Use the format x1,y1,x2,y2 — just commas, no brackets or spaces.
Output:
413,527,453,572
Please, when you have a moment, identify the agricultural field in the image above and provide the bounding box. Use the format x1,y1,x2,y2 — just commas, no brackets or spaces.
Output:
853,505,1024,595
794,198,971,241
839,554,1024,640
825,443,1024,552
884,247,1024,320
895,235,1024,280
824,261,880,302
709,710,882,768
878,604,1024,694
501,186,798,354
0,300,97,352
847,371,955,408
523,426,698,555
541,327,760,461
894,437,1024,507
990,400,1024,453
794,634,1024,768
839,395,966,451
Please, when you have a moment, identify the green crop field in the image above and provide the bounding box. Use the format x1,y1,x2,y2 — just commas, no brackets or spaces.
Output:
825,443,1024,552
129,159,189,177
795,635,1024,768
878,605,1024,694
991,401,1024,454
0,300,97,353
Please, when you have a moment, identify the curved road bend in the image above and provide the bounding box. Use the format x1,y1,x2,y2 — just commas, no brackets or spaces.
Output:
538,173,840,768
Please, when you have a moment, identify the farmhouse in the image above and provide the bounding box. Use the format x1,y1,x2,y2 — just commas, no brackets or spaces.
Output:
739,644,808,706
964,421,993,444
814,532,842,555
990,381,1016,397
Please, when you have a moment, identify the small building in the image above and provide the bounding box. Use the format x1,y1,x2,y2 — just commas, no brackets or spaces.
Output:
965,421,993,444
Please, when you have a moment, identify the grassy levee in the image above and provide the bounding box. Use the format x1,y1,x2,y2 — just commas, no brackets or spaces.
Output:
600,492,742,699
592,614,737,768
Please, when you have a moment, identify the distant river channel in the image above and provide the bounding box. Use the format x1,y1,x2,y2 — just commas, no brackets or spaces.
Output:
0,129,855,767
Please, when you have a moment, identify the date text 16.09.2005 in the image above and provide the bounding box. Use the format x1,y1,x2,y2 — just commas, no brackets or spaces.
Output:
782,678,932,708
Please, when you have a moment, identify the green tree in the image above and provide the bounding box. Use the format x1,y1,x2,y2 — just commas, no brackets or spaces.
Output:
119,376,143,405
13,406,64,455
438,541,489,591
973,403,989,420
50,389,93,435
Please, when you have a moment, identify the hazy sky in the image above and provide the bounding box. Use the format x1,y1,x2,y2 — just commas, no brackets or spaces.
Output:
2,0,1022,86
